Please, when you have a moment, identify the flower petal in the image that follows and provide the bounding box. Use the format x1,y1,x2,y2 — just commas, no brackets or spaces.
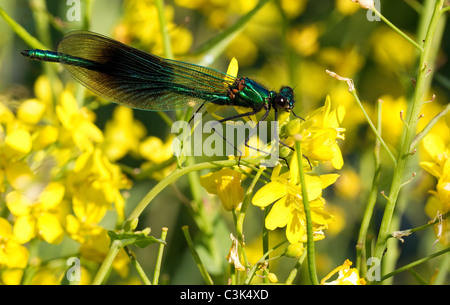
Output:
252,182,287,207
13,215,36,244
38,213,64,244
265,196,290,230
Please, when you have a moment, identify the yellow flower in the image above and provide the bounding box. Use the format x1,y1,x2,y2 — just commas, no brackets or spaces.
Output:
17,99,47,126
334,167,362,199
116,0,193,56
288,24,321,57
0,217,30,270
321,259,366,285
140,136,173,164
6,182,66,244
252,156,337,243
371,27,416,73
139,135,176,180
289,96,345,169
34,74,62,105
0,126,34,192
420,132,450,245
318,47,365,78
56,90,103,151
29,268,62,285
102,106,146,161
67,148,131,223
200,168,244,211
420,133,450,178
335,0,359,15
280,0,307,18
226,34,258,68
1,269,24,285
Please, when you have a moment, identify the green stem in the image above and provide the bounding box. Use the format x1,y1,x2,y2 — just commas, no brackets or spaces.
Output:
92,240,121,285
236,166,266,269
285,251,307,284
295,139,319,285
389,211,449,237
373,7,423,52
182,226,214,285
375,247,450,283
154,0,173,60
124,246,152,285
373,0,445,262
356,99,382,275
327,70,397,165
350,90,397,165
0,6,47,49
262,207,270,283
153,227,168,285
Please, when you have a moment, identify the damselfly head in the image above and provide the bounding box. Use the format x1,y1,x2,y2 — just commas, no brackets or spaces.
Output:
274,86,295,111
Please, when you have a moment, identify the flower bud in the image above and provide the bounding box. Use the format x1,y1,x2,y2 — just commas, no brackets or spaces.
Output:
285,242,304,258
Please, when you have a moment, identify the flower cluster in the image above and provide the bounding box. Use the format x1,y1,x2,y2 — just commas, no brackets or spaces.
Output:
0,75,174,283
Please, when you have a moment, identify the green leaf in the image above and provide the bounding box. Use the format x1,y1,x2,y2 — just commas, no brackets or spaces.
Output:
107,230,166,248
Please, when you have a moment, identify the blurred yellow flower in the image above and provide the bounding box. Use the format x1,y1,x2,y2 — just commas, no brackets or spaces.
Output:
377,95,407,146
321,259,366,285
34,75,62,105
252,158,336,243
29,268,62,285
0,127,34,192
140,135,174,164
56,90,103,151
17,99,46,126
175,0,205,10
335,0,359,15
139,135,176,180
6,182,66,244
334,167,361,199
318,47,365,78
117,0,193,56
102,106,146,161
200,168,244,211
289,24,321,57
67,148,131,223
0,269,24,285
79,228,130,278
0,217,30,270
32,125,59,150
280,0,307,19
371,27,416,73
226,34,258,68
